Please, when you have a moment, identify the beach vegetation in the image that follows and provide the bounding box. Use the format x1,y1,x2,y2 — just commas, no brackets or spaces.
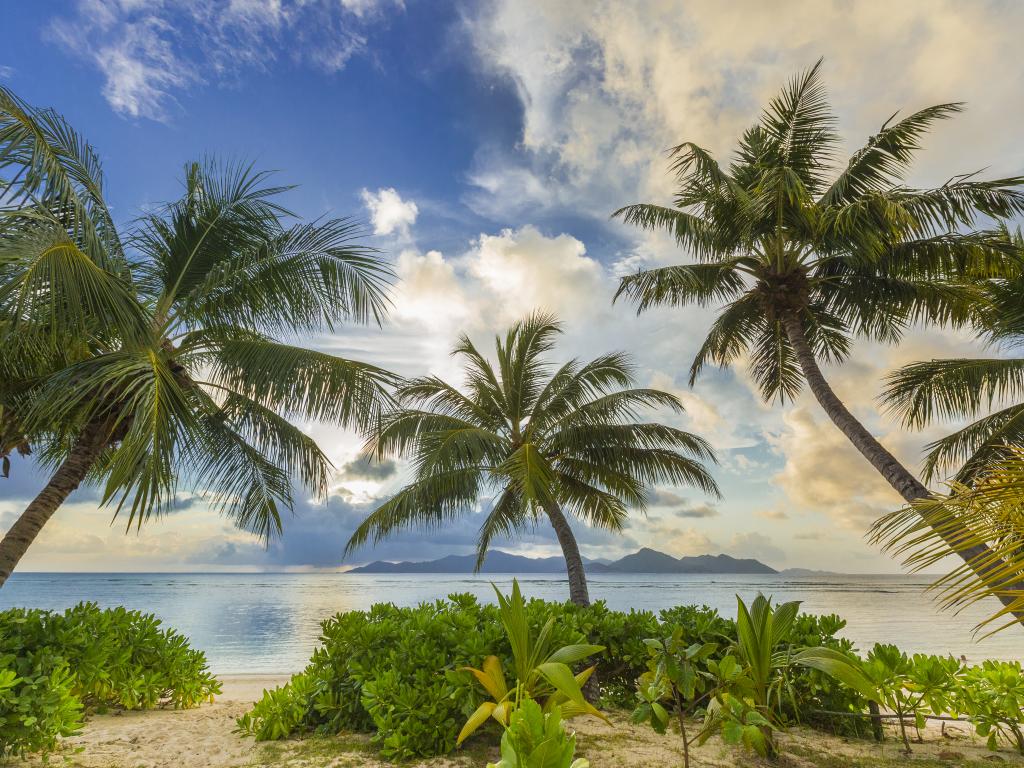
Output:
457,581,606,746
0,602,219,758
486,696,589,768
238,592,865,761
345,312,719,606
456,581,606,745
631,626,717,767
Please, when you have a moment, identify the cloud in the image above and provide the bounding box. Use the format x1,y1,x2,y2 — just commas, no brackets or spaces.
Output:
47,0,404,120
794,531,827,541
728,532,785,565
0,65,14,79
361,187,419,238
770,406,909,530
465,0,1024,227
647,489,718,519
339,456,398,482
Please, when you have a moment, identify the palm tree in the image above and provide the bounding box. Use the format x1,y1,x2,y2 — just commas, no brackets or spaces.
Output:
881,233,1024,483
0,86,395,586
612,60,1024,617
345,313,720,606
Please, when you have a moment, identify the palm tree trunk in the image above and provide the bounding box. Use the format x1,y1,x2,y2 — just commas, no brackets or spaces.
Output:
542,501,590,607
781,312,1024,619
0,425,106,588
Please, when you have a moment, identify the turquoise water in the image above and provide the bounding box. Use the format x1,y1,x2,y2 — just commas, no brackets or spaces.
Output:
2,572,1021,673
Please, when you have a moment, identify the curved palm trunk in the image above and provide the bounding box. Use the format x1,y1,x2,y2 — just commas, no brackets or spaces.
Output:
781,313,1024,620
0,425,106,588
542,501,590,607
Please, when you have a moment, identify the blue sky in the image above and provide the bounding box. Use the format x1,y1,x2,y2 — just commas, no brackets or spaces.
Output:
2,0,1023,573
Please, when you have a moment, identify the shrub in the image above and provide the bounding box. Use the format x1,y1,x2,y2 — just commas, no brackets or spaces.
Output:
240,593,638,759
958,660,1024,753
457,581,606,747
0,603,220,758
487,697,589,768
784,612,868,736
0,660,81,759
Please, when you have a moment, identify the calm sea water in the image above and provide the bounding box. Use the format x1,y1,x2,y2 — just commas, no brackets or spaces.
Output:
2,572,1022,674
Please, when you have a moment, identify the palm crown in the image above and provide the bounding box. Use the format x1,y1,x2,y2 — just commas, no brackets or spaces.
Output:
346,313,719,605
0,86,395,584
615,60,1024,403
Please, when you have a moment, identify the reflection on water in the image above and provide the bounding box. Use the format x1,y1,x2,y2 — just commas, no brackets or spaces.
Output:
2,572,1022,673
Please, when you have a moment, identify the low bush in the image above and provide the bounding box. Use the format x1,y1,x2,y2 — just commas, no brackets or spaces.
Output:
0,602,220,759
237,591,858,760
487,697,589,768
239,594,595,760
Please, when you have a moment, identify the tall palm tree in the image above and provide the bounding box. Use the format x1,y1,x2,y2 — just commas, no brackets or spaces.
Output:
613,60,1024,617
345,313,720,606
882,233,1024,483
0,87,395,586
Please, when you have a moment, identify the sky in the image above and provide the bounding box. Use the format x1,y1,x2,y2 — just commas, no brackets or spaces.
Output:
2,0,1023,574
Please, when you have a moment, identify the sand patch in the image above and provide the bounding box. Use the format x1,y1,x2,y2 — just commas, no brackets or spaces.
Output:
16,674,1024,768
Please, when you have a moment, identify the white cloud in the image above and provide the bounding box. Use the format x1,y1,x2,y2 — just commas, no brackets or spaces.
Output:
361,187,419,238
47,0,404,120
465,0,1024,228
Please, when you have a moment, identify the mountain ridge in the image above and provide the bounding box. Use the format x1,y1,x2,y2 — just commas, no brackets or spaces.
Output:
347,547,777,574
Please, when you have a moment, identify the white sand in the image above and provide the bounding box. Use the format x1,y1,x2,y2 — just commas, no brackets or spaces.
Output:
19,674,1024,767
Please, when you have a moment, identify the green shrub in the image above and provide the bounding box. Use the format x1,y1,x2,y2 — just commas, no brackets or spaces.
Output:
242,592,1024,762
239,594,630,759
0,602,220,758
0,660,81,759
783,612,867,736
957,660,1024,753
457,581,606,747
487,697,589,768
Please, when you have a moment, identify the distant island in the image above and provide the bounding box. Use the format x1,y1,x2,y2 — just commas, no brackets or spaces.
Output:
347,547,777,575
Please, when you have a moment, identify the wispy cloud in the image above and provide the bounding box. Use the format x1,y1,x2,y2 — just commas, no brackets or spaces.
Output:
47,0,405,121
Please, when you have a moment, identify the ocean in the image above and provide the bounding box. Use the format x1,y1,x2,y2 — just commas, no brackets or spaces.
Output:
2,571,1022,674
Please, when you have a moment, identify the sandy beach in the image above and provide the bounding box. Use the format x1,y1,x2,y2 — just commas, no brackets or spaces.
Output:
13,673,1023,768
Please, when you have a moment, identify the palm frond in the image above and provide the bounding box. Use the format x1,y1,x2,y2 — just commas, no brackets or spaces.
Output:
615,260,747,312
0,85,125,268
821,103,964,206
869,453,1024,635
883,358,1024,429
920,404,1024,484
759,58,837,194
170,217,392,334
208,338,396,430
344,467,484,554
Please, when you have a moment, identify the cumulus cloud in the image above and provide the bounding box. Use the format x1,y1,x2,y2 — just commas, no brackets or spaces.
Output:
361,187,419,238
465,0,1024,225
47,0,404,120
